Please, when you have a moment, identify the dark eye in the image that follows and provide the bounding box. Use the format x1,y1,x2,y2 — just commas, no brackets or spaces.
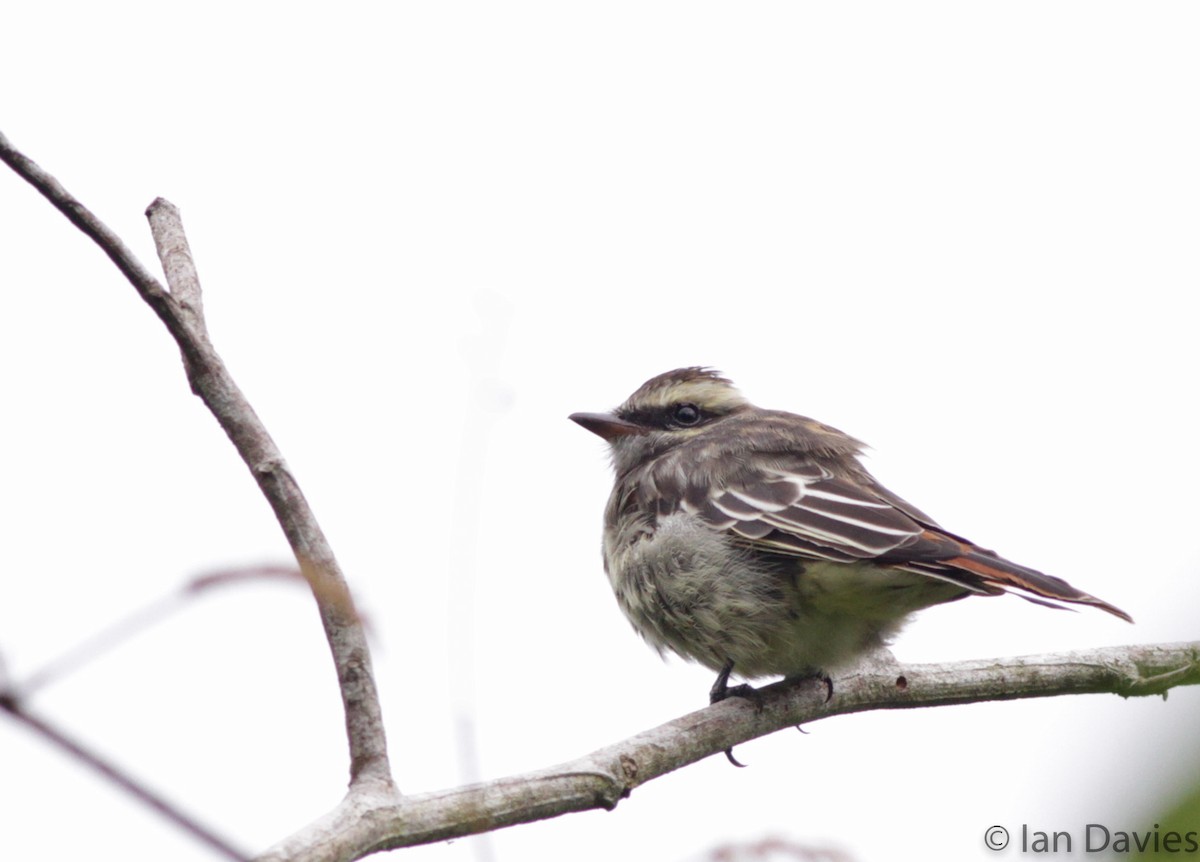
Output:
672,403,702,426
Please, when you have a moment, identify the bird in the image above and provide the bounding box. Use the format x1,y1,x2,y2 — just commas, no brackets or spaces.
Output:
570,367,1131,708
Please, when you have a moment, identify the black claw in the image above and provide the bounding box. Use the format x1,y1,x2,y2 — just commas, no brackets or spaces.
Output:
723,747,748,767
710,660,761,767
780,670,834,702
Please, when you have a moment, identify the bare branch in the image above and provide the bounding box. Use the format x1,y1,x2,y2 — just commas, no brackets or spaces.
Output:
0,695,250,861
5,130,1195,862
259,642,1200,862
0,130,391,788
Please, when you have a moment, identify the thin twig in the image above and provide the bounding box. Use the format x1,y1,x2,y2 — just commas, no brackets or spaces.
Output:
0,130,391,788
17,565,303,696
6,130,1196,862
0,695,250,861
15,592,187,697
259,642,1200,862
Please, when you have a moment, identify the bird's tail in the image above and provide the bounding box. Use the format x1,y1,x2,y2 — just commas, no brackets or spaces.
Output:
943,546,1133,622
893,528,1133,622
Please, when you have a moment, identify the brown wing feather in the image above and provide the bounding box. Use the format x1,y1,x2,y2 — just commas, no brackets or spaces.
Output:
671,453,1133,622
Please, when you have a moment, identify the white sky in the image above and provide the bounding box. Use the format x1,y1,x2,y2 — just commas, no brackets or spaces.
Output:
2,3,1199,861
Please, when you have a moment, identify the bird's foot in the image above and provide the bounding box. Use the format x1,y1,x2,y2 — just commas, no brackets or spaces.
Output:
783,672,833,736
780,671,833,703
709,661,765,767
709,660,764,706
711,681,761,704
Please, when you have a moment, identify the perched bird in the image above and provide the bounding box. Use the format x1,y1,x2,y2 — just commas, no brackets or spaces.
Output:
571,367,1130,706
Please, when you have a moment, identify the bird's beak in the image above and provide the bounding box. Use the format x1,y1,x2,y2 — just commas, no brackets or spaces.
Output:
569,411,645,441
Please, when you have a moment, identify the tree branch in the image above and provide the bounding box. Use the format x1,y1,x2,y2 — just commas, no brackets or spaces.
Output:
5,130,1195,862
0,130,391,789
259,642,1199,862
0,694,251,861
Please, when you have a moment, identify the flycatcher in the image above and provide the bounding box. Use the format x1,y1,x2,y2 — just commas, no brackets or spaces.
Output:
571,367,1130,705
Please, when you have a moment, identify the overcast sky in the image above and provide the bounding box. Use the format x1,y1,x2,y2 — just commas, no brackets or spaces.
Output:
3,4,1199,861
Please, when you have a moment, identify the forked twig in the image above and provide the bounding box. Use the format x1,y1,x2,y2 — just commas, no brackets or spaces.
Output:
4,129,1197,862
0,131,391,790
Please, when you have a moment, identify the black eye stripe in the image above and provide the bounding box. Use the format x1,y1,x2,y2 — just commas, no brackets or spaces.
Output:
616,402,714,430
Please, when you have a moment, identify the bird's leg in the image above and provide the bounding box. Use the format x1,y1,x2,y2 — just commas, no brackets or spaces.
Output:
709,660,762,768
709,659,760,704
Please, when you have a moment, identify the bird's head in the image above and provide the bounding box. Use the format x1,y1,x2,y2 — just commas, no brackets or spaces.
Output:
570,367,750,475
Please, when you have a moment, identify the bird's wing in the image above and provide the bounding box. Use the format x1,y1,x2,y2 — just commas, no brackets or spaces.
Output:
676,456,1132,621
679,458,929,563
